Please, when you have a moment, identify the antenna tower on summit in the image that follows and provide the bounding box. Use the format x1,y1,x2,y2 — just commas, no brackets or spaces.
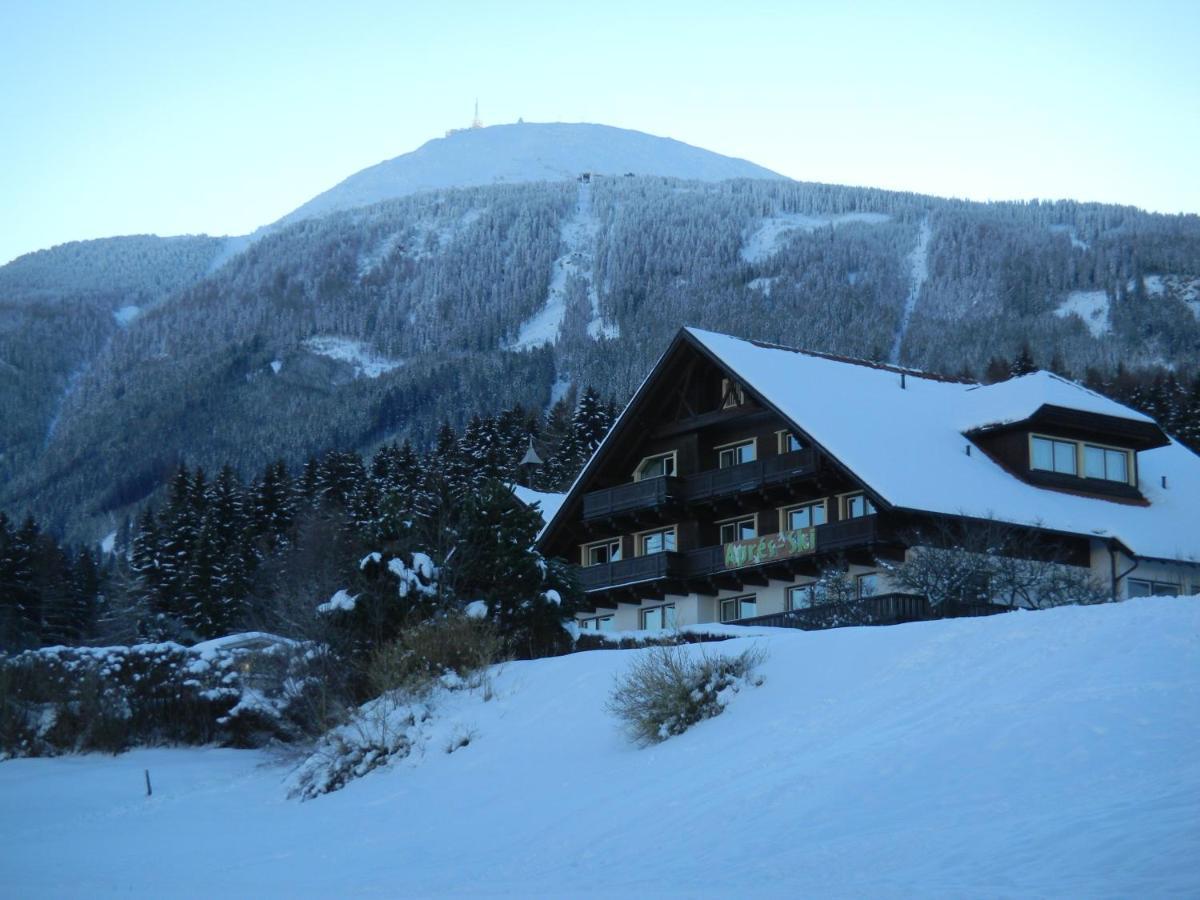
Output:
471,99,482,129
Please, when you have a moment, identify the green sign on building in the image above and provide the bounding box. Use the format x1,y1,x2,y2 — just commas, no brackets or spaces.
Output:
723,527,816,569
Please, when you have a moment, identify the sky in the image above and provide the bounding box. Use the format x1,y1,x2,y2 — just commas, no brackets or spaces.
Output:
1,0,1198,265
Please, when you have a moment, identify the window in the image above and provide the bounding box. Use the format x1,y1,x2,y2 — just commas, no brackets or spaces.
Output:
579,615,615,632
782,500,827,531
719,515,757,545
1031,434,1134,485
777,431,805,453
641,604,677,630
720,595,757,622
841,493,877,519
1031,436,1077,475
717,439,756,468
1084,445,1130,483
634,451,676,481
857,573,881,598
721,378,745,409
787,583,823,610
1127,578,1180,597
583,539,621,567
638,527,677,556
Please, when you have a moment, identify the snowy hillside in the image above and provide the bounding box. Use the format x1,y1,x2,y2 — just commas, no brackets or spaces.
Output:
274,122,783,228
2,597,1197,897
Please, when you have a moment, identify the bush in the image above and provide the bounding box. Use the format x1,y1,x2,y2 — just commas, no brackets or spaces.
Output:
606,644,765,746
0,640,332,757
365,614,506,697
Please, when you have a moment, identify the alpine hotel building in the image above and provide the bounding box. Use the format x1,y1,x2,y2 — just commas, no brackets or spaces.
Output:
536,328,1200,631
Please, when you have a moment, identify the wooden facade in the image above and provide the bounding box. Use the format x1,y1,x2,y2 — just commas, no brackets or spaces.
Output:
537,329,1194,630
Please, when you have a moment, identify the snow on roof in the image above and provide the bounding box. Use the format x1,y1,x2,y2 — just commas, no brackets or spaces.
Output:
512,485,567,532
686,328,1200,563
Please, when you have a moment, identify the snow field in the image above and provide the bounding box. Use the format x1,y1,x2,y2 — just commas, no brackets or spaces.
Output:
0,596,1197,897
740,211,891,264
1056,290,1111,338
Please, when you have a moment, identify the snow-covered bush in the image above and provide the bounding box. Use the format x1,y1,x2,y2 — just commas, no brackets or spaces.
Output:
0,639,329,757
606,645,765,746
287,692,434,800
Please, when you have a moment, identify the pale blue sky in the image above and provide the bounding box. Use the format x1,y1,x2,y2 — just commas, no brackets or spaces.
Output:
2,0,1197,264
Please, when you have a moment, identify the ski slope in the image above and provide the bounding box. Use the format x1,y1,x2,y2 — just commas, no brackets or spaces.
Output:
1,596,1196,897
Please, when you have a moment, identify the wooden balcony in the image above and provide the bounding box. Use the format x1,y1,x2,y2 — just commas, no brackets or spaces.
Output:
578,551,687,594
580,449,817,523
683,449,816,503
582,476,683,521
578,515,885,598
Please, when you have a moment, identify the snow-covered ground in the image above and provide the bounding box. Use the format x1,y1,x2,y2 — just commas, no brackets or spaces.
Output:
1056,290,1111,338
740,211,890,264
2,597,1196,898
301,336,403,378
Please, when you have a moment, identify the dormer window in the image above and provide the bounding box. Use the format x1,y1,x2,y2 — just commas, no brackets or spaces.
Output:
1031,436,1077,475
1030,434,1134,485
1084,445,1130,483
721,378,745,409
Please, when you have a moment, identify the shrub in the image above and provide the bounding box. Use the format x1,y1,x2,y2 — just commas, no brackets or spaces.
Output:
0,640,332,757
606,644,765,746
365,614,506,697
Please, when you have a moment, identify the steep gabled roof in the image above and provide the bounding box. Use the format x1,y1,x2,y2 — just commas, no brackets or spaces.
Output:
686,328,1198,562
539,328,1200,564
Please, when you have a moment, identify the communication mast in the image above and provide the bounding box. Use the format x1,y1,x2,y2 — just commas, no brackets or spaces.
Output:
471,99,483,129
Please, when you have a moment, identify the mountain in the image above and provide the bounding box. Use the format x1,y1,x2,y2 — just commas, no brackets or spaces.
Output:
2,125,1198,539
2,596,1196,894
272,122,783,228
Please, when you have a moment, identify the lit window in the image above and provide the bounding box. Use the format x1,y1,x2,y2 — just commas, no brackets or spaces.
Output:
718,440,756,468
584,540,622,567
719,517,757,544
1127,578,1180,597
778,431,805,453
634,452,676,481
784,501,827,531
641,604,677,630
721,378,745,409
1084,445,1130,483
842,493,877,519
1031,436,1077,475
719,595,757,622
639,528,677,556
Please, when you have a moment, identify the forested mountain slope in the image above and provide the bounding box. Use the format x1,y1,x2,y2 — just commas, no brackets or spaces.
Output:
0,235,229,488
4,171,1199,540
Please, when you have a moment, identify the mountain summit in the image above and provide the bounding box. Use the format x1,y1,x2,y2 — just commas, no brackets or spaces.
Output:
273,122,784,227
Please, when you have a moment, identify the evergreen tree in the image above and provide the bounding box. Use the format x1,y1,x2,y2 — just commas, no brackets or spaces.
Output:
452,479,579,658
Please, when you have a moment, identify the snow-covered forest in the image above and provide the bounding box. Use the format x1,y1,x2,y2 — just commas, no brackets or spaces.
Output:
2,176,1199,541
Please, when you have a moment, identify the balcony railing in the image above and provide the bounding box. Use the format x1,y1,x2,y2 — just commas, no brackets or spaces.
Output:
579,551,686,593
578,516,884,594
732,593,932,629
582,476,682,521
581,449,817,522
683,449,816,503
814,515,878,552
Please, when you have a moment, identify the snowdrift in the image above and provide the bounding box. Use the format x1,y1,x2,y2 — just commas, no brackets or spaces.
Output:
1,596,1196,897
